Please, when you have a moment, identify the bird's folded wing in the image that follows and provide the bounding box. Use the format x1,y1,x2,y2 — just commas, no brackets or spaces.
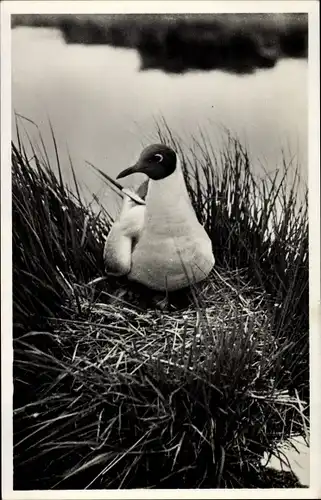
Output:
104,195,145,276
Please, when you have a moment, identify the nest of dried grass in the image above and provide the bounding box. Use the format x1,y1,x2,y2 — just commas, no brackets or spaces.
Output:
14,268,307,489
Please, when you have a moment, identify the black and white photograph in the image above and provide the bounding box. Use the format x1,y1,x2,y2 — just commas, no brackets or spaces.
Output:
1,1,320,497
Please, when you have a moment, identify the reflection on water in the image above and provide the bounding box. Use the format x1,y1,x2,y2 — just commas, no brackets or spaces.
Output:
11,26,310,484
12,27,307,214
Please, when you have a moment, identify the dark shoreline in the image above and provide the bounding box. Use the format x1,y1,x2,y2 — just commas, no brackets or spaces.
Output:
12,13,308,74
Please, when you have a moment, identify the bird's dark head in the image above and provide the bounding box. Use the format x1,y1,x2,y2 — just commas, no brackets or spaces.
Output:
117,144,177,181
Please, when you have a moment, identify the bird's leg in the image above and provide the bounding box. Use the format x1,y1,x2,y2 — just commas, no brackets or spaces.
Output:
151,293,169,311
109,287,128,305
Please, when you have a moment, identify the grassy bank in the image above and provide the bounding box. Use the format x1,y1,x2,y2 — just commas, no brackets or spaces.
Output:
12,117,309,489
12,14,308,74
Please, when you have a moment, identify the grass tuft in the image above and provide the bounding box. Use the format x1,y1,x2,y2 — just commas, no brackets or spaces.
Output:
12,115,309,489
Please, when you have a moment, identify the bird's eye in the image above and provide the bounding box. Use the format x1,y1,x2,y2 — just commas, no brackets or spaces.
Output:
154,154,163,163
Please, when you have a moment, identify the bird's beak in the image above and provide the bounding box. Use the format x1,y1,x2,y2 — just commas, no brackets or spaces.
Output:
116,163,140,180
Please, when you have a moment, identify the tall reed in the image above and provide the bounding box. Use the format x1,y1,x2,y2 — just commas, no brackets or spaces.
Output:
12,116,309,489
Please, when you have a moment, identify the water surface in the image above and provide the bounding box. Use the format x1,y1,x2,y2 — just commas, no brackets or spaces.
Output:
12,27,307,214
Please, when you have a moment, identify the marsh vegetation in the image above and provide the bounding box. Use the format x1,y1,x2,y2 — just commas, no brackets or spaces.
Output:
13,117,309,489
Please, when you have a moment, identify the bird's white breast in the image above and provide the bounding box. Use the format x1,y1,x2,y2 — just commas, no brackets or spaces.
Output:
128,159,214,290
